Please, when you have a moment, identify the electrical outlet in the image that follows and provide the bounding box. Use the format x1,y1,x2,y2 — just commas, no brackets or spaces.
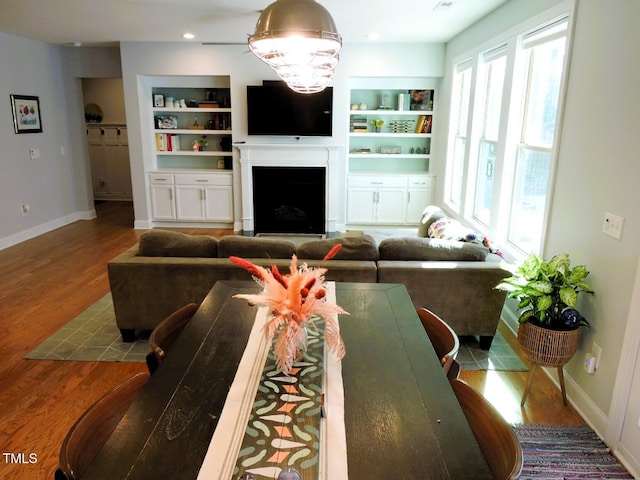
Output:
584,353,596,374
592,342,602,370
603,212,624,240
20,204,30,215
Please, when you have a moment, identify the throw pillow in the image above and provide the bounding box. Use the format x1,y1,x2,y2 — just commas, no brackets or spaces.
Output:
218,236,296,259
427,217,477,242
138,230,218,257
378,237,489,261
417,205,447,238
296,235,379,261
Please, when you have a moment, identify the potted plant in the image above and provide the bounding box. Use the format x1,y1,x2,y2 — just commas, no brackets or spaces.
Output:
496,253,595,405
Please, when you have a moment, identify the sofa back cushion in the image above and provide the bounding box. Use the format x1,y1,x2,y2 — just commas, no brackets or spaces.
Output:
138,230,218,257
379,237,489,262
296,235,379,261
218,236,296,259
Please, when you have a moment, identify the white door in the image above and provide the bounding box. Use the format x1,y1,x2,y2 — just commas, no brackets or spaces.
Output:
150,185,176,220
176,185,205,221
406,187,433,224
376,188,406,224
204,185,233,222
346,188,376,223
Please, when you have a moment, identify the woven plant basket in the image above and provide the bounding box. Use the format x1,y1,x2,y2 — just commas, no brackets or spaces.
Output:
518,321,580,367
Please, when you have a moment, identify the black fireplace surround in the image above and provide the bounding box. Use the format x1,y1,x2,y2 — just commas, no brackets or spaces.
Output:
252,166,326,234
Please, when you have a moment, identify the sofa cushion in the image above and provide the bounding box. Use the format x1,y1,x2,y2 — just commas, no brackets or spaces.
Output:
378,237,489,261
218,236,296,259
296,235,379,261
417,205,448,238
138,230,218,257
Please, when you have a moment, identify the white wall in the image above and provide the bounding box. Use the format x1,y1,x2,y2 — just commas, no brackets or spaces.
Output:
119,41,445,229
442,0,640,443
0,31,79,249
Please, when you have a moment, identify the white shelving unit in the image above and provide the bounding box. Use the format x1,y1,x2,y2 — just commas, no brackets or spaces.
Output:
346,83,437,226
145,77,234,224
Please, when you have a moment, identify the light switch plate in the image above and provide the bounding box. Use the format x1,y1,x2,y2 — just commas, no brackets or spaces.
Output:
603,212,624,240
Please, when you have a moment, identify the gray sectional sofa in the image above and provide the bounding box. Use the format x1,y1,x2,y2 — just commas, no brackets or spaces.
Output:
108,221,511,350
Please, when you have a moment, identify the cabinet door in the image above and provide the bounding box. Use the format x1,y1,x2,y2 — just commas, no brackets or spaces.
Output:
406,187,433,223
204,185,233,222
376,188,407,224
107,144,133,196
88,144,108,196
150,185,176,220
347,188,377,223
175,185,205,221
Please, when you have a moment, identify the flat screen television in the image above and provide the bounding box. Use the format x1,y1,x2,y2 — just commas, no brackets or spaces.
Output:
247,82,333,137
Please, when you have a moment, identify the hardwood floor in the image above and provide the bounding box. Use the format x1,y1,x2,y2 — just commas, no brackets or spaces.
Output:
0,201,584,479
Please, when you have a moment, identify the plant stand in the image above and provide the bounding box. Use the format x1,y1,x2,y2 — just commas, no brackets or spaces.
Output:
518,322,580,406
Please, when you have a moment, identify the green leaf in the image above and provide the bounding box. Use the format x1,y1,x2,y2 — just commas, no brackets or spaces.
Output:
519,310,534,323
548,253,569,275
536,295,553,312
566,265,589,283
559,287,578,307
574,280,594,293
527,281,553,294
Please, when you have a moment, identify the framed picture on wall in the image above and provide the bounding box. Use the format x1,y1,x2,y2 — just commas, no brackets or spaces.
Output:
153,93,165,107
10,94,43,134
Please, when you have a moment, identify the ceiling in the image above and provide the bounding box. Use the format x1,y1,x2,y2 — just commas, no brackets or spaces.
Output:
0,0,508,47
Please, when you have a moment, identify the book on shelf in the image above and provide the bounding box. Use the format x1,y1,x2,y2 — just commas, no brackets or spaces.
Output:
155,133,181,152
414,115,433,134
350,115,368,132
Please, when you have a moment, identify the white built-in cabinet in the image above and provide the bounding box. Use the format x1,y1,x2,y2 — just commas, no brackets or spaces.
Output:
346,174,434,225
149,171,233,222
87,124,132,200
346,78,438,226
144,75,234,225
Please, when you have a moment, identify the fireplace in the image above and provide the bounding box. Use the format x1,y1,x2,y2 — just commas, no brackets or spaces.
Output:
236,143,341,234
252,166,326,234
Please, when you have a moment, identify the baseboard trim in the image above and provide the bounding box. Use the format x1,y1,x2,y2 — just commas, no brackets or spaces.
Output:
0,209,96,251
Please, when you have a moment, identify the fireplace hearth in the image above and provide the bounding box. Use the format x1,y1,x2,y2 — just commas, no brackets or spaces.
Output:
252,166,326,234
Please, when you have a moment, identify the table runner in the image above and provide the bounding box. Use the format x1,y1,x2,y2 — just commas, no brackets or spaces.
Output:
197,282,348,480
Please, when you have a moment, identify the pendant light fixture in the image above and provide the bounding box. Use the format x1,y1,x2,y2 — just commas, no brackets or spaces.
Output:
248,0,341,94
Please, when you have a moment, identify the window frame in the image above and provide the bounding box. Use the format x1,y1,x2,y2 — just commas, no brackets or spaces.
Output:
443,3,574,261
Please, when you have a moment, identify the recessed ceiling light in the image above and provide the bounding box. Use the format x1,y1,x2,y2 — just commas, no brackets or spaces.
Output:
182,33,195,40
367,33,381,41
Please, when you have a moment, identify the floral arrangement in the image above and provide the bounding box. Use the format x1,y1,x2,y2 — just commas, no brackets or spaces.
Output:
230,244,347,374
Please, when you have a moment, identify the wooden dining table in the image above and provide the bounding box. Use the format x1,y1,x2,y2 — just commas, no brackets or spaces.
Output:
82,281,492,479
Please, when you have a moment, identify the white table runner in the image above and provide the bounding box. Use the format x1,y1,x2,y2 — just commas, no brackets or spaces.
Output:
197,282,347,480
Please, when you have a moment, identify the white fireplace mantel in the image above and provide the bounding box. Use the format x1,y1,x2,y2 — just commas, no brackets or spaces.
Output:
236,143,342,233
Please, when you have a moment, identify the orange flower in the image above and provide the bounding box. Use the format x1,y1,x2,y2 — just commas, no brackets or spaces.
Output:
231,248,347,373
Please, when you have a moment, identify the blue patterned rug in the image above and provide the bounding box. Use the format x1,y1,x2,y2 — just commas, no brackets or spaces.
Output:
514,424,634,479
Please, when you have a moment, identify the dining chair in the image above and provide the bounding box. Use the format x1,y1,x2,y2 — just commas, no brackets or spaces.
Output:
450,378,523,480
146,302,199,374
54,372,150,480
416,307,460,376
447,358,461,380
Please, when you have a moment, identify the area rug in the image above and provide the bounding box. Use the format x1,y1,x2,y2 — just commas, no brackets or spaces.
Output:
25,293,149,362
26,293,527,370
514,424,635,479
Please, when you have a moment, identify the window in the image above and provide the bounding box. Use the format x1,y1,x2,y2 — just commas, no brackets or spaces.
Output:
473,48,506,227
446,62,472,211
444,13,571,257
